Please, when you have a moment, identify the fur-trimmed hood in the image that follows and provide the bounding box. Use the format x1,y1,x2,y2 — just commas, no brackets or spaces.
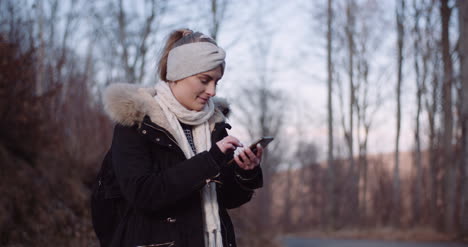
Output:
103,83,230,136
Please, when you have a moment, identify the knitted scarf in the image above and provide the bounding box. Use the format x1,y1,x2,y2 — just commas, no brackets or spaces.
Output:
154,82,223,247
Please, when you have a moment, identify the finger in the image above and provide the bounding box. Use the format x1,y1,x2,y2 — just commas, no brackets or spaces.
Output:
226,143,236,151
219,138,240,153
239,151,250,166
234,155,247,169
224,136,243,148
237,152,252,170
256,145,263,159
217,140,234,153
243,147,257,162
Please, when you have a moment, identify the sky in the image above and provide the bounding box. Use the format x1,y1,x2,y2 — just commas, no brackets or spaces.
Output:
157,0,431,163
207,0,417,161
56,0,455,163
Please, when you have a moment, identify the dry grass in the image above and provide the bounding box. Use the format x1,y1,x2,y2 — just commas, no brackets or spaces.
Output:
0,145,100,247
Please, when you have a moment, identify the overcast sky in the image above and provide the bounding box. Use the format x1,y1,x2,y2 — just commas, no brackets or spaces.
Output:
76,0,459,162
204,0,417,161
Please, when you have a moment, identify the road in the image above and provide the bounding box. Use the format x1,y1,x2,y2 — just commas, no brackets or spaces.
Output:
282,237,468,247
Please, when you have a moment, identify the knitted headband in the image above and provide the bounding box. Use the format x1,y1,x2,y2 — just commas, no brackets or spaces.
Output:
166,42,226,81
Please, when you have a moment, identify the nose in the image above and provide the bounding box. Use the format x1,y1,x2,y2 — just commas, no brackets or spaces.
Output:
206,81,216,97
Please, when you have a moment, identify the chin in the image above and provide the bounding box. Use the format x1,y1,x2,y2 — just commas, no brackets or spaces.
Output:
193,103,206,111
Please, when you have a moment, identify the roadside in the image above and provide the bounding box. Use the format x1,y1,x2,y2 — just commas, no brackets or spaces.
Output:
285,227,468,244
282,238,468,247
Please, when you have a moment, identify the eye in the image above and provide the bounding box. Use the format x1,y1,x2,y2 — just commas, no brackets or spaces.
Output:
200,77,209,84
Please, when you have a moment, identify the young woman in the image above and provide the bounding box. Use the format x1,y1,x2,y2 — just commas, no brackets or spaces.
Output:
100,29,263,247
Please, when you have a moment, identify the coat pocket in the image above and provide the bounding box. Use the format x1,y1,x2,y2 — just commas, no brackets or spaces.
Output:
136,241,175,247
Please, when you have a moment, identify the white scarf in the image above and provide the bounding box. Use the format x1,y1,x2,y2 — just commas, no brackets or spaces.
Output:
154,82,223,247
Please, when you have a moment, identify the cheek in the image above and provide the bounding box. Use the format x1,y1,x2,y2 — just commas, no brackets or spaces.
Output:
191,84,205,95
174,86,191,102
179,80,205,100
184,84,202,100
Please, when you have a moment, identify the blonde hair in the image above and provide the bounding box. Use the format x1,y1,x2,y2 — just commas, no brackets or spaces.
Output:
158,29,218,82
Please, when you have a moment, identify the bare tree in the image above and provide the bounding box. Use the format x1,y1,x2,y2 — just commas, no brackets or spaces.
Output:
355,40,384,225
347,0,387,225
412,0,438,227
440,0,455,232
0,0,113,245
410,0,425,225
393,0,405,227
341,0,359,224
235,83,286,225
35,0,46,95
419,0,442,228
325,0,337,229
459,0,468,237
92,0,168,84
293,138,319,225
333,0,390,227
208,0,230,41
280,103,319,231
231,3,287,240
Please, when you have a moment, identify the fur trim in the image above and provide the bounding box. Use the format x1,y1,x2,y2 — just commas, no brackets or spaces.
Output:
103,83,154,126
103,83,230,130
212,97,230,118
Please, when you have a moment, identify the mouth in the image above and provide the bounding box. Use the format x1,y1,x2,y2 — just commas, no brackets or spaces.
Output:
198,96,209,103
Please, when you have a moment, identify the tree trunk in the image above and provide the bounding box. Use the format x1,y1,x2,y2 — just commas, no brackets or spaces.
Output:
345,1,358,225
282,163,293,231
209,0,228,41
394,0,405,227
412,1,423,225
326,0,336,229
440,0,455,232
210,0,219,41
360,125,370,225
422,1,440,227
36,0,45,95
427,61,440,229
112,0,161,83
458,0,468,237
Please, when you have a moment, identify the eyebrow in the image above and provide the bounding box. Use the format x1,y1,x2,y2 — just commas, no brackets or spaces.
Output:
199,74,222,81
199,74,213,80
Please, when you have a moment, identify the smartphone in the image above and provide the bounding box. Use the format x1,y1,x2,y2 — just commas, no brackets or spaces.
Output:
248,136,274,154
227,136,274,165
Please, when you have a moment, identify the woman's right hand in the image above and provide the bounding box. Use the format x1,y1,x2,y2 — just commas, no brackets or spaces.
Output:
216,135,243,153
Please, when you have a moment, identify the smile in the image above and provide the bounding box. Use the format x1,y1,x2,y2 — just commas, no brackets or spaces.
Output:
198,97,208,103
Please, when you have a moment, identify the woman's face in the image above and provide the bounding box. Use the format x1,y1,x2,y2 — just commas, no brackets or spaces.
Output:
169,66,223,111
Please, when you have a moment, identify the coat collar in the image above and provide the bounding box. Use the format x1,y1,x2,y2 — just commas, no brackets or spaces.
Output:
103,83,230,137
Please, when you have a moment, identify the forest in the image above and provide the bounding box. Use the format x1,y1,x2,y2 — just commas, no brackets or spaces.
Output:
0,0,467,246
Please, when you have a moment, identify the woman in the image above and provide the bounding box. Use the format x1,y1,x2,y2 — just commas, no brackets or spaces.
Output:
101,29,263,247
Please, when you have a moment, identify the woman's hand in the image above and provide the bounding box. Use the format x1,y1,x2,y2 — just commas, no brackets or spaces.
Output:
216,135,243,153
234,145,263,170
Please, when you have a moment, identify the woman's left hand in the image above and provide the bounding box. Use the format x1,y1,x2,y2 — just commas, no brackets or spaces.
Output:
234,144,263,170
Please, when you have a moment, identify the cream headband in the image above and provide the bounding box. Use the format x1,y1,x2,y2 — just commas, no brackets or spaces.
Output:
166,42,226,81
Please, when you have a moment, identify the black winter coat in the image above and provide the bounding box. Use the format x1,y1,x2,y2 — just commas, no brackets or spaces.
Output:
100,84,263,247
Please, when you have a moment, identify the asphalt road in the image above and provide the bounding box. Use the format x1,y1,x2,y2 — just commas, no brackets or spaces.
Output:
282,237,468,247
